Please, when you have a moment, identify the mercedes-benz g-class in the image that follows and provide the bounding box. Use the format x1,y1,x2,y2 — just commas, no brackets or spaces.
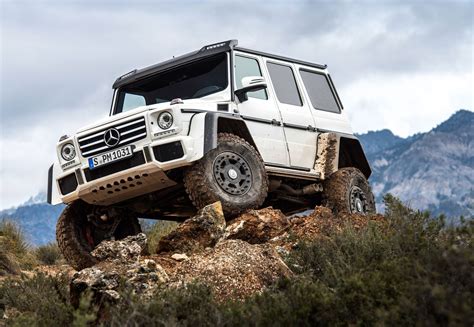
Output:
48,40,375,269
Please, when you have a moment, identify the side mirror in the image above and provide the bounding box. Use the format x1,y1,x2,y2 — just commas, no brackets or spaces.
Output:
235,76,267,102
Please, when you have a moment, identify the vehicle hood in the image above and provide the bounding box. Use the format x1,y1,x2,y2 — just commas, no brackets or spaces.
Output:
76,99,225,134
76,103,170,134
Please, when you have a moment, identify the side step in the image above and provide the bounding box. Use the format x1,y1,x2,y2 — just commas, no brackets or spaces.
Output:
265,164,320,181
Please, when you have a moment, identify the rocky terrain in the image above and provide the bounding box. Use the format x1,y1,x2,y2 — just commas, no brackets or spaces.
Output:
21,202,384,308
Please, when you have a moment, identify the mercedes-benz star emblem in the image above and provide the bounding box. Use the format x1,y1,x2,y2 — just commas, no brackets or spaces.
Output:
104,128,121,147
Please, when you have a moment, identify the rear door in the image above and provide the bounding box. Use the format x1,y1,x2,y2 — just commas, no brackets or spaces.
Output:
234,52,290,166
263,59,318,170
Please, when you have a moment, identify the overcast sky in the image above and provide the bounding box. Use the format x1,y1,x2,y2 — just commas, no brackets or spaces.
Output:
0,0,472,209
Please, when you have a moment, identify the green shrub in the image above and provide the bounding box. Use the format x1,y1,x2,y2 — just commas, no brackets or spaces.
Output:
0,220,37,272
145,220,179,254
35,243,62,266
0,273,97,327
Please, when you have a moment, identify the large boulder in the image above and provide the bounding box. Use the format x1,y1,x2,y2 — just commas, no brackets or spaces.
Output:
157,202,225,254
225,207,290,244
170,239,293,301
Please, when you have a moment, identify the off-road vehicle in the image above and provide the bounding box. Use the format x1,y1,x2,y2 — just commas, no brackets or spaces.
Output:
48,40,375,269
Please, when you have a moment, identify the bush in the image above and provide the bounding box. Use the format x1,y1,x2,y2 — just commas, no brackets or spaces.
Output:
0,273,96,326
0,220,37,273
145,220,179,254
35,243,62,266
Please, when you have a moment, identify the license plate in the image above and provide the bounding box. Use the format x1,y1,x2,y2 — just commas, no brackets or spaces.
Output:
88,146,133,170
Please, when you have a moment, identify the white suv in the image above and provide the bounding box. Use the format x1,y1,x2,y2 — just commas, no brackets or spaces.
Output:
48,40,375,269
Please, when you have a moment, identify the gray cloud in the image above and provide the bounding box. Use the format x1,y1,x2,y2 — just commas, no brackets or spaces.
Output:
0,0,472,208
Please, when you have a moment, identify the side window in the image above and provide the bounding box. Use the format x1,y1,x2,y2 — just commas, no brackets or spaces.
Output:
122,93,146,112
266,62,302,106
299,70,340,113
235,55,267,100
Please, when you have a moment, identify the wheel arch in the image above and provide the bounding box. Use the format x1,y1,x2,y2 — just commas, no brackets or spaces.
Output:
338,136,372,179
203,112,258,154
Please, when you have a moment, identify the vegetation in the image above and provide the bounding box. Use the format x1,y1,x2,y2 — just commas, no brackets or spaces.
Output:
0,195,472,326
0,220,37,274
35,243,62,266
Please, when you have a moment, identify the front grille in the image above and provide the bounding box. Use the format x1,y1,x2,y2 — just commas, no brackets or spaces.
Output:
84,151,146,181
78,117,147,157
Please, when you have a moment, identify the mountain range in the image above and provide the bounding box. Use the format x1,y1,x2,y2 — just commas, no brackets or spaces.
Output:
1,109,472,245
357,109,473,218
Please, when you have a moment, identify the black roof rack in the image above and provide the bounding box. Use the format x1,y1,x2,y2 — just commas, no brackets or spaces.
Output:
112,39,327,89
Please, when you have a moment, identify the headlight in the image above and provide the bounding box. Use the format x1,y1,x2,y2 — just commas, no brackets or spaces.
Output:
61,143,76,161
157,112,173,130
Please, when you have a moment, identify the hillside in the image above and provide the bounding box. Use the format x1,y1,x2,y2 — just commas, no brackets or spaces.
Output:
358,109,473,218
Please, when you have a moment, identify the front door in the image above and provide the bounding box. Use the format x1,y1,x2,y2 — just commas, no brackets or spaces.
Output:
234,52,290,166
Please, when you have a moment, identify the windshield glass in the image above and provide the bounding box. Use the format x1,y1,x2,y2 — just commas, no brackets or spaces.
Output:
115,53,229,113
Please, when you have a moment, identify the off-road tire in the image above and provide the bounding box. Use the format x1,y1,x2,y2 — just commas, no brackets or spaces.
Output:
184,133,268,218
323,167,376,215
56,201,141,270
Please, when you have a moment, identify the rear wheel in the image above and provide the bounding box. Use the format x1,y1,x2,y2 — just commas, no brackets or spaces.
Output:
56,201,141,270
322,167,376,215
184,133,268,217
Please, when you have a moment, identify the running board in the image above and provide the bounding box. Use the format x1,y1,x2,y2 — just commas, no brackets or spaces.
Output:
265,164,320,181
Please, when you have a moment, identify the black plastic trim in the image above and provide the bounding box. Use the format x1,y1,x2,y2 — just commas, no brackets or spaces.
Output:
84,151,146,181
58,173,78,195
152,142,185,162
181,108,207,114
241,115,281,126
47,164,53,204
265,162,311,172
235,47,327,70
204,113,219,153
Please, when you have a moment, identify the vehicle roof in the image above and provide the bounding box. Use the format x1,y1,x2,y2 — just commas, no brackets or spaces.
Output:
112,40,327,89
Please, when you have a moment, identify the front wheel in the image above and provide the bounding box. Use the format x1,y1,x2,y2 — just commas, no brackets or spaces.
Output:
184,133,268,218
322,167,376,215
56,201,141,270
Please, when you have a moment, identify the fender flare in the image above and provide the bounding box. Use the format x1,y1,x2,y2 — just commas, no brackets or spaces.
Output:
202,112,258,154
47,163,62,205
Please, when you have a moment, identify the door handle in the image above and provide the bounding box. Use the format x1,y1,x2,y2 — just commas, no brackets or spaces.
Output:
271,119,280,126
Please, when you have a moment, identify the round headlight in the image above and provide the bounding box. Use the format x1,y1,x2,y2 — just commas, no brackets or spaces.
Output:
158,112,173,130
61,143,76,161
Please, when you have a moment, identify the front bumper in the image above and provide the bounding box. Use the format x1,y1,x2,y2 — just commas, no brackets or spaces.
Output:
57,135,196,206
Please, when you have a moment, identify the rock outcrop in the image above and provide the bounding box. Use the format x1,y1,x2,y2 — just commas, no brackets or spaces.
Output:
156,202,225,254
70,202,385,307
225,207,290,244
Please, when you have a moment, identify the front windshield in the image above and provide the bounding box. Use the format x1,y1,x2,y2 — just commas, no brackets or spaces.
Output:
115,53,228,113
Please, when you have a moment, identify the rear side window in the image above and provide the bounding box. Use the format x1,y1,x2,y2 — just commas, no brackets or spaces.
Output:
266,62,302,106
235,55,267,100
300,70,340,113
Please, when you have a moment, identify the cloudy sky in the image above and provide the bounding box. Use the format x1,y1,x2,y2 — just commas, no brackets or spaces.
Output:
0,0,472,209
